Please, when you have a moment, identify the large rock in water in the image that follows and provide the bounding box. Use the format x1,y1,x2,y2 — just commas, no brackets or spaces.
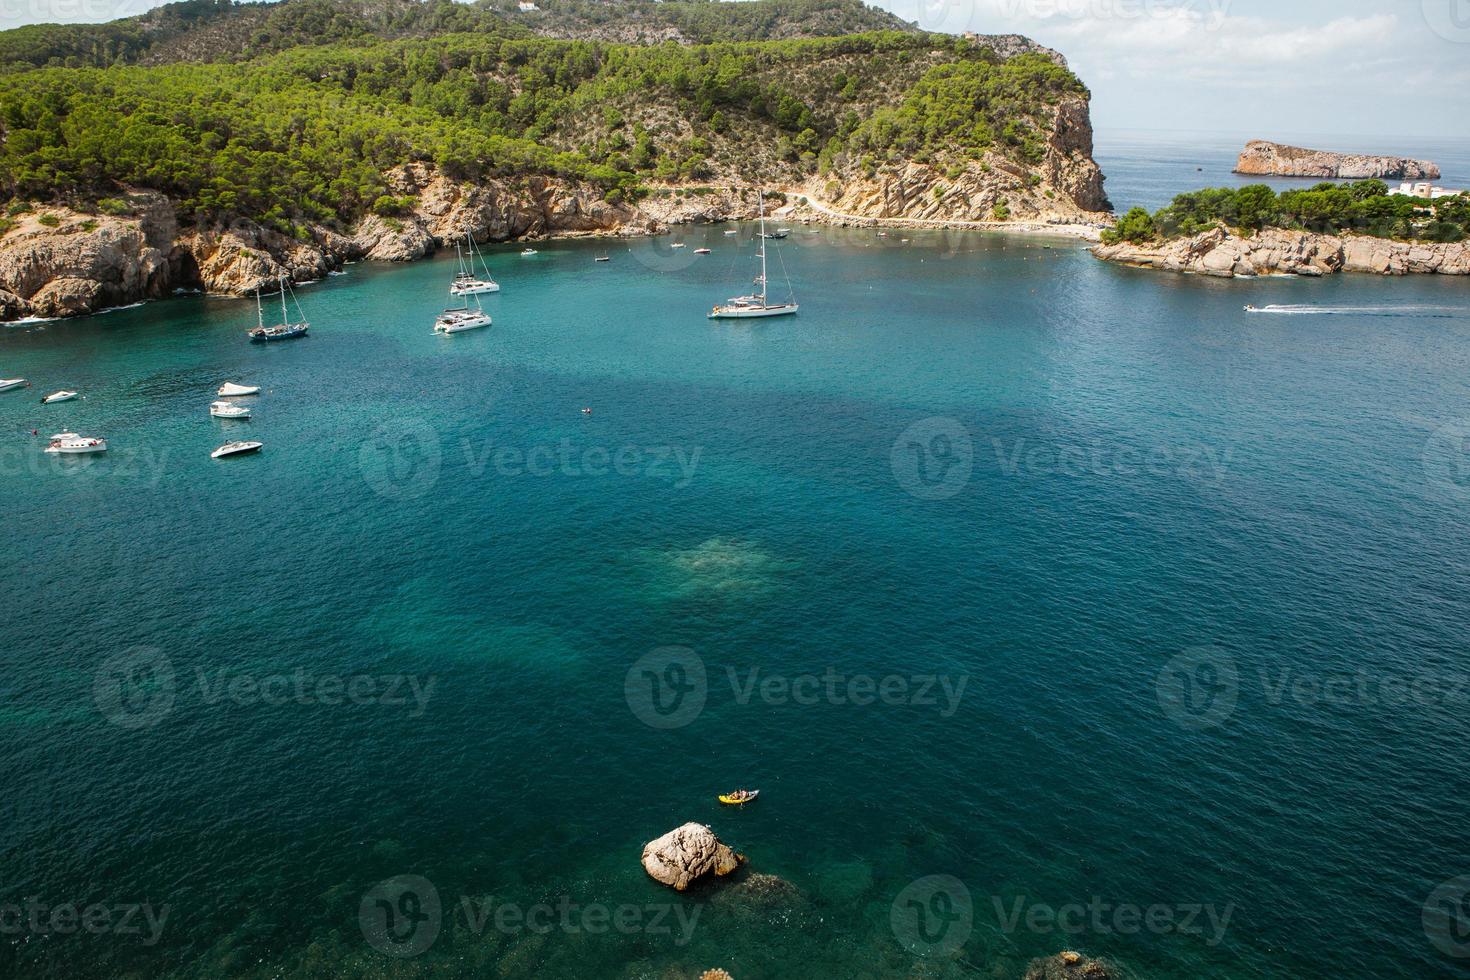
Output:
1234,140,1439,180
1024,950,1119,979
641,823,744,891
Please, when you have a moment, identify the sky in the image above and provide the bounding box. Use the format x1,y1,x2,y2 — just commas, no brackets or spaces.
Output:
876,0,1470,142
3,0,1468,143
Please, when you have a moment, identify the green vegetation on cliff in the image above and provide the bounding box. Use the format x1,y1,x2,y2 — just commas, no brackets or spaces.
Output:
1104,181,1470,246
0,1,1088,232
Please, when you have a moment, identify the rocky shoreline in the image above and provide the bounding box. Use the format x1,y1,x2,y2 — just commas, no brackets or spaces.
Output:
0,166,1110,322
1092,227,1470,278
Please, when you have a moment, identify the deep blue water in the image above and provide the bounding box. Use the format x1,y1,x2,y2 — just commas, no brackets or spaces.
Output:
5,147,1470,979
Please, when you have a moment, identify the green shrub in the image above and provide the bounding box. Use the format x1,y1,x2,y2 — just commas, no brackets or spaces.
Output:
37,213,60,227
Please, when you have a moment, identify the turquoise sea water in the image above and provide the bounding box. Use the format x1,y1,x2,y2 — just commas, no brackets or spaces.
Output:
5,155,1470,979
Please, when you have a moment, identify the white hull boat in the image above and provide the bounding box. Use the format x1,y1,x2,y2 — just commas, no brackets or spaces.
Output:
449,234,500,295
0,379,29,393
212,441,262,459
41,390,78,404
210,400,251,419
435,310,492,334
520,248,538,256
450,278,500,296
710,190,799,320
218,382,260,397
709,301,800,318
45,434,107,454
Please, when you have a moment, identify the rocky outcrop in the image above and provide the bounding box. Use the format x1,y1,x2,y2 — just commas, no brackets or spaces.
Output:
1024,950,1119,980
1234,140,1439,180
1093,227,1470,278
815,93,1110,226
641,823,744,891
0,170,694,321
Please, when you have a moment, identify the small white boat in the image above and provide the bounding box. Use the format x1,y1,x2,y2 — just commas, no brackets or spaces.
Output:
41,390,78,404
520,248,538,256
212,441,262,459
45,434,107,454
594,255,610,263
210,400,251,419
0,379,29,393
723,229,738,236
671,242,686,249
451,277,499,296
218,382,260,397
694,248,711,255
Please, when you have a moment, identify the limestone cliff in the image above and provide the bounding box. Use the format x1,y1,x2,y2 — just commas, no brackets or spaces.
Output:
1092,227,1470,278
0,173,761,320
1234,140,1440,181
814,93,1109,226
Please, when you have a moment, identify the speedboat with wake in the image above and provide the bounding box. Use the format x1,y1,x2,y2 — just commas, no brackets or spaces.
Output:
41,390,78,404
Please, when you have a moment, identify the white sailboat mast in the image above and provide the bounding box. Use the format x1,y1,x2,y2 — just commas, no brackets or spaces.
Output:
278,276,288,326
758,190,768,303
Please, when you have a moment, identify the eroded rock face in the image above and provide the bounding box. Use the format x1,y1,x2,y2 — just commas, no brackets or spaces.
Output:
1093,228,1470,278
641,823,744,891
817,92,1110,224
1234,140,1439,180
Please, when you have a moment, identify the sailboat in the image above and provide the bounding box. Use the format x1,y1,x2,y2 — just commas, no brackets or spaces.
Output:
709,191,798,319
435,251,492,334
247,277,309,342
449,232,499,296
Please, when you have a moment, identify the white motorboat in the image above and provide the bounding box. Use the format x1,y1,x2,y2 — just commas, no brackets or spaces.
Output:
520,248,538,256
723,229,738,236
41,390,78,404
671,242,686,249
45,434,107,454
448,233,500,295
694,248,711,255
212,441,262,459
710,190,799,320
218,382,260,397
210,400,251,419
594,255,610,262
0,379,29,393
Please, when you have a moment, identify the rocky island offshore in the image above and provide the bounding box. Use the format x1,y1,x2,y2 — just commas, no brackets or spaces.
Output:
1234,140,1440,181
0,0,1111,321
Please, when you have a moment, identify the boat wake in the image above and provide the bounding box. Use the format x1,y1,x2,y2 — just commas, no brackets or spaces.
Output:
1247,304,1470,318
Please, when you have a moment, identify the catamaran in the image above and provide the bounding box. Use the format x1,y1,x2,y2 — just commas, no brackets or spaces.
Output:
709,191,798,319
449,232,499,296
435,257,492,334
247,277,309,342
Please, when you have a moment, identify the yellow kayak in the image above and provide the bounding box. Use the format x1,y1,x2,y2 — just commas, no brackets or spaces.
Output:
719,790,759,805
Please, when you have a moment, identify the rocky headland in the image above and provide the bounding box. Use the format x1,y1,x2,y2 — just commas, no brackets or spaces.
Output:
1093,226,1470,278
1234,140,1440,181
